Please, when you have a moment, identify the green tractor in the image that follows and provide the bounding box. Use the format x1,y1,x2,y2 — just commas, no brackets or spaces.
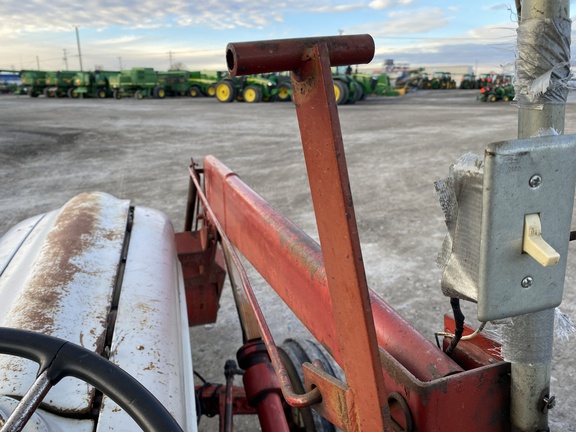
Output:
157,71,190,97
72,70,117,98
477,73,495,89
329,67,364,105
264,73,293,102
353,72,400,98
19,70,47,97
459,73,478,89
109,68,164,99
417,72,432,89
479,84,515,102
44,71,79,98
431,72,456,89
188,71,224,98
215,74,279,103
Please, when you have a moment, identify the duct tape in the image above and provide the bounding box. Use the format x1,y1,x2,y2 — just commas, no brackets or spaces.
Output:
555,307,575,341
434,153,484,302
482,307,573,362
500,309,555,364
531,127,560,138
514,17,572,109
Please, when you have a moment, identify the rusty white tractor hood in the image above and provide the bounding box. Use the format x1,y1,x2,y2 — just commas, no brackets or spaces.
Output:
0,192,197,431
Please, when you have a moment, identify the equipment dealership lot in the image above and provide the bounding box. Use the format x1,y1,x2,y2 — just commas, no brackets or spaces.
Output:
1,91,575,430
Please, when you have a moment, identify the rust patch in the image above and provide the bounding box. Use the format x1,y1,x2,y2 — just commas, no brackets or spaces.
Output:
5,193,122,333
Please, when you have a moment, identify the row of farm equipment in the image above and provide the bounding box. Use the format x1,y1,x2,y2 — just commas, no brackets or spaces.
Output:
10,67,401,105
8,67,516,105
395,70,458,90
394,70,515,97
18,69,224,100
476,73,515,102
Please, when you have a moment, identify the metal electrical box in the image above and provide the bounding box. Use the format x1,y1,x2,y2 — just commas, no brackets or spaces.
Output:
478,135,576,321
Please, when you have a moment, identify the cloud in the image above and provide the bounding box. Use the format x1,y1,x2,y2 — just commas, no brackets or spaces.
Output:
94,35,141,45
0,0,290,35
307,5,365,13
368,0,413,10
370,20,518,71
374,40,517,72
484,3,512,11
346,8,448,36
467,22,517,42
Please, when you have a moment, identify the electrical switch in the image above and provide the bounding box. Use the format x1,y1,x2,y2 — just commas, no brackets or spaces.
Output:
523,213,560,267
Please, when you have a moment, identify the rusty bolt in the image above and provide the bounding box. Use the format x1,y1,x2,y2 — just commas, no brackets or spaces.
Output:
542,395,556,412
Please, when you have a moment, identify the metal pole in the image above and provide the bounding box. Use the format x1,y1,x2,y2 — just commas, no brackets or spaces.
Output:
75,26,83,72
511,1,570,430
517,0,570,138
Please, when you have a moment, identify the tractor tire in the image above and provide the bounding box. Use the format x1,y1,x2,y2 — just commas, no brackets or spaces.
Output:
206,83,217,97
488,94,497,102
216,80,236,103
113,90,122,100
277,82,292,102
67,88,79,98
350,81,363,104
333,80,349,105
278,339,343,431
134,90,144,100
243,85,262,103
97,89,107,99
153,86,165,99
27,88,38,98
188,86,202,98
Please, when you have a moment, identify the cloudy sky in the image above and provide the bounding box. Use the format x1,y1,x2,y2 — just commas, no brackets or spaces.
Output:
1,1,572,74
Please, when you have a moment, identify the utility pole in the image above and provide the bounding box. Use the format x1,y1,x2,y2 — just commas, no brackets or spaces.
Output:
118,57,123,70
63,49,69,71
75,26,83,71
168,51,173,70
36,56,40,70
508,0,571,431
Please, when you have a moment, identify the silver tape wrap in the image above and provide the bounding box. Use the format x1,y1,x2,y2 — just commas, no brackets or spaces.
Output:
434,154,484,302
514,17,572,108
501,309,555,364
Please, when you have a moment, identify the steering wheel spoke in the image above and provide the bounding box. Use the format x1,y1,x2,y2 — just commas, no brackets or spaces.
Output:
0,328,183,432
1,369,52,432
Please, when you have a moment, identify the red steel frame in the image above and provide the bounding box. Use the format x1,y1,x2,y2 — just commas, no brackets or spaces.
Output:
181,35,511,431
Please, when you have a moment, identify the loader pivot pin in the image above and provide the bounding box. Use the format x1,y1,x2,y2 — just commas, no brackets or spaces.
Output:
226,35,374,76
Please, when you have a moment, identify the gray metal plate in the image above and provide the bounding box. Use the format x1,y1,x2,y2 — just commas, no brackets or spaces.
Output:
478,135,576,321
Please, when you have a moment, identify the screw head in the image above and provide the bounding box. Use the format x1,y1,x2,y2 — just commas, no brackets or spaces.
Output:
529,174,542,188
543,395,556,412
521,276,534,288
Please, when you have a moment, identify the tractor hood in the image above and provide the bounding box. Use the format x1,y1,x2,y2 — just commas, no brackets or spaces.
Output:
0,192,196,431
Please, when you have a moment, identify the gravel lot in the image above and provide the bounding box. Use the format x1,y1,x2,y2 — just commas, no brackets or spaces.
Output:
1,90,575,430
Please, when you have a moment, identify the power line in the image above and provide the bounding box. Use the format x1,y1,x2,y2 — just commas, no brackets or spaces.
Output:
373,35,515,42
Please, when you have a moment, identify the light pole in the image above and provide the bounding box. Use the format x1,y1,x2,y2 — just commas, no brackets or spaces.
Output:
75,26,84,71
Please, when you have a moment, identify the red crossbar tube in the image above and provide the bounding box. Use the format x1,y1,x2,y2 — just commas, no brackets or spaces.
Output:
203,156,463,382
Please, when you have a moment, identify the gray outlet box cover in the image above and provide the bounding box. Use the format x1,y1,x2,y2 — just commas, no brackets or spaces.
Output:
478,135,576,322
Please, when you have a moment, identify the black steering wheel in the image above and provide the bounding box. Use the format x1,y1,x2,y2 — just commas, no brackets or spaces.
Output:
0,327,183,432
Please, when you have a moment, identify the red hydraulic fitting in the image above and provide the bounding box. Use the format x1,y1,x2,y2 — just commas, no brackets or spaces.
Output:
236,339,290,432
